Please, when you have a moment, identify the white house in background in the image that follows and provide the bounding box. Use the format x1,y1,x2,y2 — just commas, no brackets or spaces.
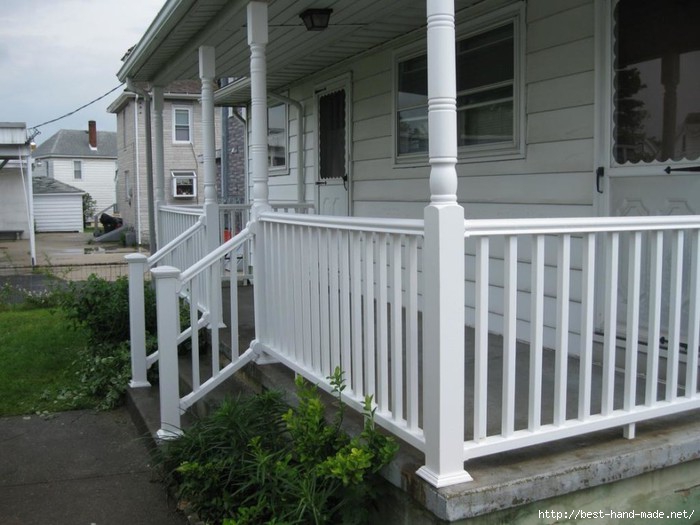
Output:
107,81,222,245
31,177,84,233
0,123,34,262
32,121,117,222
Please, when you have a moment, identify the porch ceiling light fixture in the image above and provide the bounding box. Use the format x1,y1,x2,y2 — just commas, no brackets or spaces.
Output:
299,8,332,31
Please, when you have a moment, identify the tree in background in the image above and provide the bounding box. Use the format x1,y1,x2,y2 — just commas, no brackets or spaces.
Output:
82,193,96,227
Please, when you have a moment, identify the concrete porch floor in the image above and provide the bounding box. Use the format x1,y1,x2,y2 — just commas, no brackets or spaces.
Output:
130,283,700,523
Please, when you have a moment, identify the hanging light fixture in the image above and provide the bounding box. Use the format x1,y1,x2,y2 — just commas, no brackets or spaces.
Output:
299,8,333,31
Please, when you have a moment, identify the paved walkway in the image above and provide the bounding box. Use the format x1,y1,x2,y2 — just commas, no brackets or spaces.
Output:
0,408,186,525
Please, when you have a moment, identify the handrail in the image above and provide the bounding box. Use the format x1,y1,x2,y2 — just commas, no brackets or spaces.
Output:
148,215,205,266
464,214,700,237
180,227,252,283
260,211,424,235
160,204,204,216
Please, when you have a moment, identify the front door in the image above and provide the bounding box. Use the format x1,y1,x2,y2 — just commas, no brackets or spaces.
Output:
603,0,700,340
316,86,349,216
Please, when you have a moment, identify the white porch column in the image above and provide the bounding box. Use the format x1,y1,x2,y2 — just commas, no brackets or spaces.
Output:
152,86,165,248
416,0,472,488
247,1,270,220
200,45,220,252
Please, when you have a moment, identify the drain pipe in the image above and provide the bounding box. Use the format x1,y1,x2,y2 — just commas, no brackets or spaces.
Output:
132,93,143,247
126,79,155,252
268,93,305,204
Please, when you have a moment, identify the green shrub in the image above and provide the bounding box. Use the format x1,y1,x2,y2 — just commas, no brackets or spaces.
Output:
159,368,398,525
59,274,156,345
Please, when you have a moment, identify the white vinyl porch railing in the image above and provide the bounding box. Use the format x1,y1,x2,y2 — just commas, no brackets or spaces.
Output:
254,212,426,451
152,228,257,437
158,205,204,249
463,215,700,460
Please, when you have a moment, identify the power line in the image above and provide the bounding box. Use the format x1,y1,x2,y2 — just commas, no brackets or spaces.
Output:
29,83,125,134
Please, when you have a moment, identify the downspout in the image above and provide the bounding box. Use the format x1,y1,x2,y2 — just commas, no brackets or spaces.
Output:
18,148,36,266
127,79,155,252
132,93,143,247
268,93,305,204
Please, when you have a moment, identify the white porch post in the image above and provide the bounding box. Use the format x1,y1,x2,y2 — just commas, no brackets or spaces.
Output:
247,0,271,348
152,86,165,248
416,0,472,487
200,45,220,251
152,265,184,439
126,253,150,388
248,1,271,220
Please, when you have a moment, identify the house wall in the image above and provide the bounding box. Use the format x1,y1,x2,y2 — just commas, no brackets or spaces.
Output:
114,95,222,245
255,0,597,348
33,194,83,232
0,169,30,238
51,158,116,217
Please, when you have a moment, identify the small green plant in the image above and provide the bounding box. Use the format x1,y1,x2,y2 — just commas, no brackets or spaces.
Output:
159,367,398,525
82,193,97,227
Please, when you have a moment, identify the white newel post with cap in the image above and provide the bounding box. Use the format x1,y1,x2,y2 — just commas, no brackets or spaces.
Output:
247,1,271,346
416,0,472,488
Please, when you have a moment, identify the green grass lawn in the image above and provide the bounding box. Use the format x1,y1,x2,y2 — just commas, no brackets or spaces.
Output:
0,308,92,416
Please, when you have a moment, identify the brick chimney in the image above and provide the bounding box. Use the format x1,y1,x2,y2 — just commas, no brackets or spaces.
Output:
88,120,97,149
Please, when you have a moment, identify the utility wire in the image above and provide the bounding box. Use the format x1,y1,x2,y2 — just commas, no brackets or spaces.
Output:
29,83,125,134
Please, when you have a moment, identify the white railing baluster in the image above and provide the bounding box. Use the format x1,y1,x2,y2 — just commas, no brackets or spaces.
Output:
554,234,571,426
230,266,239,358
667,231,684,401
623,232,642,438
406,236,419,430
339,230,352,387
529,235,544,431
364,232,376,396
190,280,201,390
377,233,389,413
502,236,517,437
291,225,304,362
391,235,404,422
646,231,663,406
578,233,595,420
301,226,313,367
319,228,331,377
602,232,619,415
351,231,363,396
309,227,322,373
687,230,700,398
330,229,341,372
474,236,489,441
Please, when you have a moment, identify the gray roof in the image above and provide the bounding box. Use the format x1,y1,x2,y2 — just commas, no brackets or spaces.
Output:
33,129,117,159
33,176,85,195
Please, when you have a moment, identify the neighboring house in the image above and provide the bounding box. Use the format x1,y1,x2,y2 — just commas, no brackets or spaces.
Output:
107,81,224,245
0,123,31,239
32,122,117,223
32,177,84,233
118,1,700,521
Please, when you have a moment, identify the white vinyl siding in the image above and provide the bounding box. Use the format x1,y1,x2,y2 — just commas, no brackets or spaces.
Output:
50,158,117,215
33,194,84,232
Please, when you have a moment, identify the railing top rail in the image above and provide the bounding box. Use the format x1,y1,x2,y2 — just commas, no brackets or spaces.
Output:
220,202,315,211
260,211,424,236
464,214,700,237
180,227,253,283
148,216,205,267
159,205,204,216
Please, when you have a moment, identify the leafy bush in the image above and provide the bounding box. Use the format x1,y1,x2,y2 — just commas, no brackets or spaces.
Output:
158,368,398,525
59,274,156,345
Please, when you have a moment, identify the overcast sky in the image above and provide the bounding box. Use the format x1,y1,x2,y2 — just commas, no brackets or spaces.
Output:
0,0,164,146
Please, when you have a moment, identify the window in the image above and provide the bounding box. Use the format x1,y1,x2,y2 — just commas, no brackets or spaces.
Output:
319,89,347,180
396,14,520,160
613,0,700,165
268,103,288,171
173,107,192,143
73,160,82,180
172,171,197,198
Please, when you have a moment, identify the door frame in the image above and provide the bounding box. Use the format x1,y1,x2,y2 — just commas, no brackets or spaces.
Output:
314,72,353,216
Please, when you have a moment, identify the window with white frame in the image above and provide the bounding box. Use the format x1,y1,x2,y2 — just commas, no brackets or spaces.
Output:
396,13,520,160
172,171,197,198
173,107,192,143
73,160,82,180
268,102,288,171
613,0,700,165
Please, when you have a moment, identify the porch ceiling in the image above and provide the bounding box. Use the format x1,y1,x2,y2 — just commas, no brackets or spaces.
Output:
118,0,479,104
